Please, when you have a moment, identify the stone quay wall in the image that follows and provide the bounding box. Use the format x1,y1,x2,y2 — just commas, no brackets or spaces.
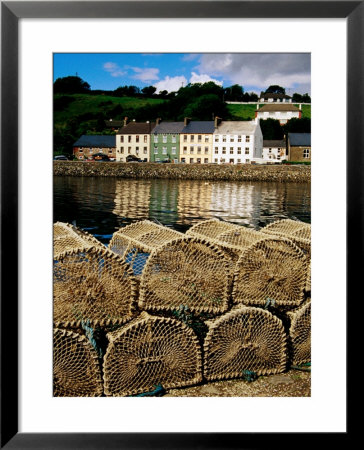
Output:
54,162,310,183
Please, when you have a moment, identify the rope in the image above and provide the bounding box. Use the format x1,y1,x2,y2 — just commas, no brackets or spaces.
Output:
242,370,258,382
81,319,103,359
129,384,165,397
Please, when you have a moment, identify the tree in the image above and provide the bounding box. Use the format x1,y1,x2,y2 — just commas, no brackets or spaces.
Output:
292,93,303,103
283,117,311,134
301,93,311,103
54,76,90,94
224,84,244,101
265,85,286,95
182,94,228,121
141,86,157,96
259,119,284,140
113,85,141,97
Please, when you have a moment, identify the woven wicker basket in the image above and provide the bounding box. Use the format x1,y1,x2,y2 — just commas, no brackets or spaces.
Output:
54,246,138,328
109,220,183,276
139,236,232,315
53,328,103,397
54,221,104,257
286,299,311,365
103,312,202,396
203,306,287,381
261,219,311,256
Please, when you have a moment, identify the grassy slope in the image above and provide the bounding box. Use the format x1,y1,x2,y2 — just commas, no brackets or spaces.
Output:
54,94,167,122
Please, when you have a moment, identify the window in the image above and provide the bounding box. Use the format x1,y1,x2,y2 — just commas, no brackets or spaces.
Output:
237,148,241,154
128,136,132,143
143,147,147,154
154,147,158,154
197,146,201,154
229,159,234,163
190,146,194,154
190,135,194,142
222,147,226,154
162,147,167,155
222,135,226,142
269,148,272,153
183,147,187,154
190,158,194,163
205,147,209,154
204,158,209,163
215,136,219,142
181,158,186,163
246,135,250,142
172,135,176,143
230,148,234,154
237,159,241,163
237,136,242,142
214,147,218,154
144,135,148,143
109,150,113,154
120,147,124,153
135,147,139,153
136,135,139,143
197,158,201,164
120,136,124,143
162,135,167,143
183,135,187,142
246,159,250,163
221,158,226,163
205,136,209,142
214,158,218,163
79,149,83,153
154,135,158,143
128,147,131,154
245,147,250,154
230,136,234,142
303,148,310,158
198,135,202,142
171,147,176,155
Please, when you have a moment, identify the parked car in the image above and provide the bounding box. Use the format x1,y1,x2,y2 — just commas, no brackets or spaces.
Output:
93,153,110,161
126,155,143,163
54,155,69,161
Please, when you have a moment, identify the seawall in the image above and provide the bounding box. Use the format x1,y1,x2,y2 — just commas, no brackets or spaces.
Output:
54,162,310,183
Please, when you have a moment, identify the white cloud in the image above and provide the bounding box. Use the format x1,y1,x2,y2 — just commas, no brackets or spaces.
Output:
153,75,188,93
195,53,311,93
103,62,126,77
130,67,160,82
189,72,222,86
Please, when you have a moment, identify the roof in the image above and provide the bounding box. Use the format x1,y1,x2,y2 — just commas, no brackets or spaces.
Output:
263,140,286,148
260,93,291,99
152,122,185,134
288,133,311,146
181,121,215,134
118,121,156,135
257,104,300,112
104,119,124,128
215,120,257,134
73,135,116,148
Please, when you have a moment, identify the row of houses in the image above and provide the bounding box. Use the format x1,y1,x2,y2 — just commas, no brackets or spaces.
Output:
73,117,311,164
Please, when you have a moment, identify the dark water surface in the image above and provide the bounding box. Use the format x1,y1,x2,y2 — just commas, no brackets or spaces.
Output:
54,177,311,244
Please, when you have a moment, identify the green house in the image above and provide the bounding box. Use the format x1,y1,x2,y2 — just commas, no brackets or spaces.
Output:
150,120,185,162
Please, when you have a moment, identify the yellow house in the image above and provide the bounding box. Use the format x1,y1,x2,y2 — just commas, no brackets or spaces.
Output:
179,118,215,164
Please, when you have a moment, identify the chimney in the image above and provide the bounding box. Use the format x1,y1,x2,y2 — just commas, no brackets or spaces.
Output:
214,116,222,128
299,104,302,110
256,104,259,110
184,117,190,126
123,117,128,126
156,117,162,125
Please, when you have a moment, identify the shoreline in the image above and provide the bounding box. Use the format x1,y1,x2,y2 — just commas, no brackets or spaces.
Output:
54,162,311,183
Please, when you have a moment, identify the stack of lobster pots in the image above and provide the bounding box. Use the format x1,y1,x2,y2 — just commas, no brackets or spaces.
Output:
53,218,311,397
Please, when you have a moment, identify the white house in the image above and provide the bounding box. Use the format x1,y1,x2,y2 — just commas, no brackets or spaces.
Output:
213,119,263,164
262,139,287,163
259,92,292,103
256,104,302,125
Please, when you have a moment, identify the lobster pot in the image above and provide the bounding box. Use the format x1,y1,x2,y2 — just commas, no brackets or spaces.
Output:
139,237,231,315
261,219,311,256
109,220,183,276
232,237,308,309
305,261,311,293
187,219,271,270
53,328,103,397
54,222,104,257
103,312,202,396
203,306,287,381
286,299,311,365
54,246,138,328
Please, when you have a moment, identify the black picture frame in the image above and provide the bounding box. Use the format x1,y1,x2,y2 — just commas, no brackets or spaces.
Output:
1,1,358,448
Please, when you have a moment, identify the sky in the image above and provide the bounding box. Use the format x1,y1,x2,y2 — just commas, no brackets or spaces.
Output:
53,53,311,95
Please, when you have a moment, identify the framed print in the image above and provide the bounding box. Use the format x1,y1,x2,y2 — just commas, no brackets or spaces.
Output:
1,0,360,448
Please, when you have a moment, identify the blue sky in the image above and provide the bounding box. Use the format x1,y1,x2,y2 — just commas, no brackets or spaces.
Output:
53,53,311,95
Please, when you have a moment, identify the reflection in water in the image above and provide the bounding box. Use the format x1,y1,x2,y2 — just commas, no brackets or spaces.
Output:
54,177,311,244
